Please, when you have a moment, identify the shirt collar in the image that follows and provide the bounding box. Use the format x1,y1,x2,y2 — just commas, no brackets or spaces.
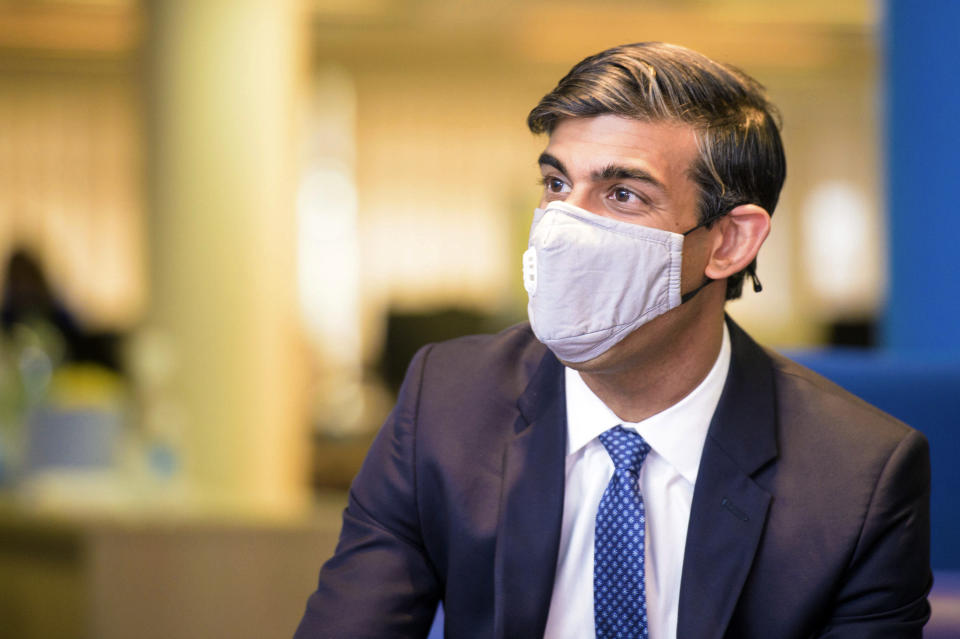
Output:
564,323,731,485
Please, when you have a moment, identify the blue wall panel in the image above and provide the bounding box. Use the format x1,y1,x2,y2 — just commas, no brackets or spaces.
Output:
880,0,960,571
883,0,960,353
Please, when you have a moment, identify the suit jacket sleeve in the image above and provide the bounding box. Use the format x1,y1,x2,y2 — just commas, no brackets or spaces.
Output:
817,428,932,638
294,345,441,639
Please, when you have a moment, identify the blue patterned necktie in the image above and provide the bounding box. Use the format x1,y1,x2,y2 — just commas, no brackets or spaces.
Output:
594,425,652,639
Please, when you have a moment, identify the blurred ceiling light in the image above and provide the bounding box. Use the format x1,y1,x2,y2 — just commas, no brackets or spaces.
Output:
297,66,362,371
801,180,883,315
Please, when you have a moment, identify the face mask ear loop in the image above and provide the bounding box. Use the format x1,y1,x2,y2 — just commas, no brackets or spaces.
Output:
680,277,713,304
678,216,716,302
682,221,707,236
678,218,711,303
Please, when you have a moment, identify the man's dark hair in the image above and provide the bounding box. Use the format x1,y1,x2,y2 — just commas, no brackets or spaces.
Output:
527,42,787,300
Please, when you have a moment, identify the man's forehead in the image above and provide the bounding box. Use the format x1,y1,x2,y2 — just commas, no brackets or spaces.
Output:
540,115,699,180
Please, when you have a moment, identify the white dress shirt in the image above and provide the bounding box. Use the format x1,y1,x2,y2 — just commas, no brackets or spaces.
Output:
543,324,731,639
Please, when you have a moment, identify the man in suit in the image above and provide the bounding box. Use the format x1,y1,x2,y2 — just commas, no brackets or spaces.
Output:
295,42,931,638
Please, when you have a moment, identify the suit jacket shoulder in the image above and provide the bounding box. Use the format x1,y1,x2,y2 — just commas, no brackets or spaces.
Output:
296,323,562,639
767,346,913,442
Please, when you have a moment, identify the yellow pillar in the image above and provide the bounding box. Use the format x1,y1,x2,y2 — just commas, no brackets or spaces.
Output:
145,0,308,512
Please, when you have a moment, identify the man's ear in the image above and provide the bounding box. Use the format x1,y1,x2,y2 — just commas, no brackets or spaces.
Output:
704,204,771,280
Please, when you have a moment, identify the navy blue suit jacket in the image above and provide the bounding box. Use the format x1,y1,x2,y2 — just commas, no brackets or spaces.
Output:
295,320,931,638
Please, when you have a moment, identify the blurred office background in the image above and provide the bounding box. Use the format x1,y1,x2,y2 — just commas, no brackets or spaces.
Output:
0,0,957,637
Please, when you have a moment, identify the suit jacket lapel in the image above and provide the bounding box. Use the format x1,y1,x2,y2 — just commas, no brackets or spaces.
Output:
677,319,778,639
493,349,567,639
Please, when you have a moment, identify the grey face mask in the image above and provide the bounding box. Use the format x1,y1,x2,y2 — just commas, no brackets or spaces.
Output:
522,200,708,363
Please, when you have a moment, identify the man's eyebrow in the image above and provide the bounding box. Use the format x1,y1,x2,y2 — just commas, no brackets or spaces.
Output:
594,164,665,191
537,152,567,175
538,153,667,193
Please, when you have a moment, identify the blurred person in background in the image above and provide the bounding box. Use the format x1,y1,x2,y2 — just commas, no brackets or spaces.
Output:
295,42,930,639
1,248,122,373
1,248,81,360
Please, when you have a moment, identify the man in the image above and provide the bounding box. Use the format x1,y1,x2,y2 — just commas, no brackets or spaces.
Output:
295,42,931,639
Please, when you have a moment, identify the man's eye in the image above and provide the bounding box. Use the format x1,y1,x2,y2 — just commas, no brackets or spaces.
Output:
542,177,567,193
612,187,634,203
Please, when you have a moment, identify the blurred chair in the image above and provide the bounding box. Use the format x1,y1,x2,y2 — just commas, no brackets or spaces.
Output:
379,308,493,395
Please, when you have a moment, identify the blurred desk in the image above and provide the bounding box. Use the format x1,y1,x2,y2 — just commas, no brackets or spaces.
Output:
0,491,346,639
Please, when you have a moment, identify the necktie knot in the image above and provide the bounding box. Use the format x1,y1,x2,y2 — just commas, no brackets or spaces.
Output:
599,425,650,473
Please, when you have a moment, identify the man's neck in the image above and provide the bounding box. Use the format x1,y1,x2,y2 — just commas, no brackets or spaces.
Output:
574,302,727,424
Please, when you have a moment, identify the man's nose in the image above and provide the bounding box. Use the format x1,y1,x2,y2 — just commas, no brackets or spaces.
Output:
562,191,615,220
561,190,595,214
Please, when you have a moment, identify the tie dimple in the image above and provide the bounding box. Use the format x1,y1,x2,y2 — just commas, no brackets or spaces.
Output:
600,426,651,472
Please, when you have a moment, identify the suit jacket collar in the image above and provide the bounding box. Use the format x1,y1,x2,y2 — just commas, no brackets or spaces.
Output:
494,344,567,639
676,317,778,639
706,317,779,475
